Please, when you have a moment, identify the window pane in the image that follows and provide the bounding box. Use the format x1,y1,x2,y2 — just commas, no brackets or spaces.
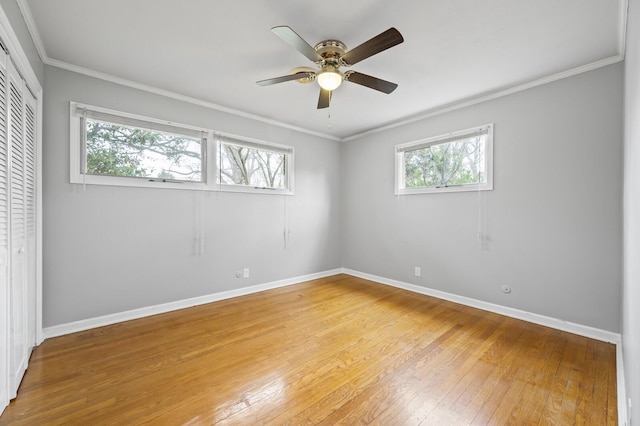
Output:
404,134,486,188
219,143,286,188
85,119,203,182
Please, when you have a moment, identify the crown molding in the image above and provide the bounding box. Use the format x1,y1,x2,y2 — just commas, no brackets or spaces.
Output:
0,1,41,95
16,0,46,65
343,54,624,142
16,0,629,144
47,57,342,141
15,0,341,142
619,0,629,60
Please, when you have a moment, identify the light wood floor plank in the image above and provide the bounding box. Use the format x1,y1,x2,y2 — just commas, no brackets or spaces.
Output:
0,274,616,425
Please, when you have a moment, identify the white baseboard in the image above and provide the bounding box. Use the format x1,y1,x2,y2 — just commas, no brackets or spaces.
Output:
42,267,627,424
617,341,628,426
343,269,627,425
45,267,622,344
42,269,343,340
363,269,628,425
343,269,621,344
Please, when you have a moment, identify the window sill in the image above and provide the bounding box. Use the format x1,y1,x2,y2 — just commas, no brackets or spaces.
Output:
70,174,294,195
395,183,493,195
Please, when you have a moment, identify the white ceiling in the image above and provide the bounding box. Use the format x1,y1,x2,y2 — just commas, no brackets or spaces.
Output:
21,0,626,140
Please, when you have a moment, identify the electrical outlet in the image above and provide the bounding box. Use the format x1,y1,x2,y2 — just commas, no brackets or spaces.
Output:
243,268,250,278
414,267,421,277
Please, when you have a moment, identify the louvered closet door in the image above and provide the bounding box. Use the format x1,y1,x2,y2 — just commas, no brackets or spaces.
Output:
0,48,10,411
7,60,28,399
24,89,35,351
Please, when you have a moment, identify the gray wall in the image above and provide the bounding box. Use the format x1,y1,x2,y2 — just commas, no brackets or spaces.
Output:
29,11,625,337
0,0,43,85
624,0,640,419
42,66,342,327
342,63,623,332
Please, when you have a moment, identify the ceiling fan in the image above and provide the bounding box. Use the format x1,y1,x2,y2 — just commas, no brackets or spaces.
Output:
257,26,404,109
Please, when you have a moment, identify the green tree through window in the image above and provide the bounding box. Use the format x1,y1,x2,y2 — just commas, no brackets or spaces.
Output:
404,136,485,188
396,124,493,194
72,103,294,193
85,120,202,181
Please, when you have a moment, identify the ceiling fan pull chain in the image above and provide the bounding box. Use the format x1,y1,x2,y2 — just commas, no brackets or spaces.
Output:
328,107,332,129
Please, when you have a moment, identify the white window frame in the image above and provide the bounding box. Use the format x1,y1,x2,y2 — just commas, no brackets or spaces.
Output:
216,133,294,195
70,102,294,195
395,124,494,195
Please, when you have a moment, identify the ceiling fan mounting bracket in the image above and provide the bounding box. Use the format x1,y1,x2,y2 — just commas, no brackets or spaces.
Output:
314,40,347,59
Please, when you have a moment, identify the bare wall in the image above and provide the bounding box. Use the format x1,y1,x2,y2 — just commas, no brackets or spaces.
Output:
623,0,640,418
342,63,623,332
42,66,342,327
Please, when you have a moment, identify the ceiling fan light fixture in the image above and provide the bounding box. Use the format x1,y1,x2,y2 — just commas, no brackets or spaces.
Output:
259,26,404,109
316,66,343,91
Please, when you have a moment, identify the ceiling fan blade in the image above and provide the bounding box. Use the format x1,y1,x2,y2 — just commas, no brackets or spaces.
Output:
317,88,331,109
345,71,398,94
257,72,314,86
271,26,323,63
341,28,404,66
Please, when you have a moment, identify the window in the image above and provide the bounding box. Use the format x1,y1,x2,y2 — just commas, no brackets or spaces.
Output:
217,135,293,193
70,103,294,194
395,124,493,194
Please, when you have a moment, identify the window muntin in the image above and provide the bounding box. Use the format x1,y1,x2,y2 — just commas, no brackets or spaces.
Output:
84,118,203,182
396,124,493,194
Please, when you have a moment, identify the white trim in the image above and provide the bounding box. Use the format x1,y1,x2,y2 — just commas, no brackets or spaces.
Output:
0,4,42,99
70,101,209,189
14,0,342,144
53,58,341,143
395,123,494,195
44,268,622,344
39,267,627,423
216,184,294,196
0,0,44,404
42,269,342,339
75,103,210,138
217,133,294,195
69,102,295,194
619,0,629,60
16,0,627,144
617,341,628,425
343,55,624,142
48,55,625,145
35,93,42,346
15,0,47,65
349,267,627,422
218,131,294,154
343,269,621,344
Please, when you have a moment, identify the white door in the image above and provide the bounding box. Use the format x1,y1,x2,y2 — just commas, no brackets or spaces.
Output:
0,23,40,415
24,86,36,354
7,59,29,399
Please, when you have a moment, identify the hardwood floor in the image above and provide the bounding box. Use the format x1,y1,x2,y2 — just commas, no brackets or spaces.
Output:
0,274,617,425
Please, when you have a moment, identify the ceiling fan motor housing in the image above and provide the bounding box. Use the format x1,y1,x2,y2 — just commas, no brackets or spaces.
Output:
314,40,347,91
257,26,404,109
314,40,347,60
